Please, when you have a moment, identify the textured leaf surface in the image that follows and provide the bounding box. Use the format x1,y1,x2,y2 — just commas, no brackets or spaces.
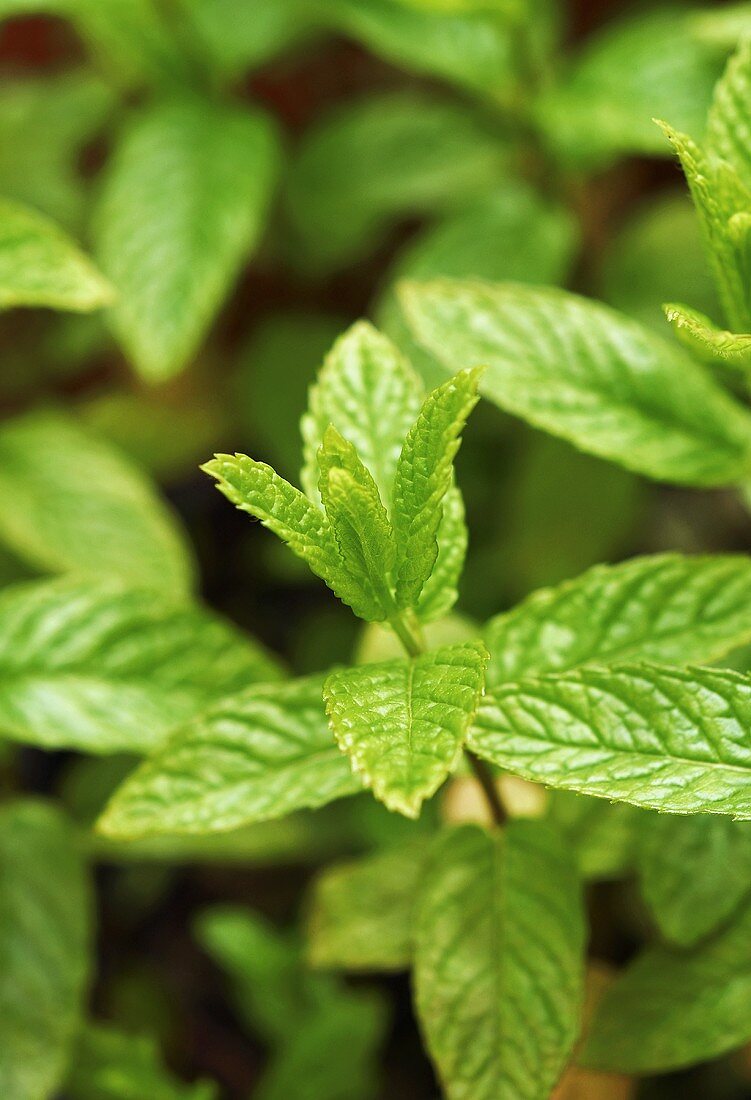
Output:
287,91,508,270
94,96,279,380
638,812,751,945
484,553,751,688
0,576,278,753
65,1023,216,1100
98,677,363,839
0,410,193,595
300,320,422,504
415,485,467,622
202,453,375,619
392,368,480,607
470,663,751,816
307,837,431,970
0,197,113,311
414,822,585,1100
580,896,751,1073
0,800,90,1100
401,278,751,486
707,41,751,194
324,641,488,817
664,301,751,364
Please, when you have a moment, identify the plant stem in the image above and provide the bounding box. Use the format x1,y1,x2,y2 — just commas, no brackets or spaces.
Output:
466,750,507,827
388,609,425,659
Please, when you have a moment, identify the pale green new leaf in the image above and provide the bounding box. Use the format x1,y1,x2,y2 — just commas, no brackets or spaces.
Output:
0,576,279,754
300,320,422,504
98,677,363,840
414,821,585,1100
484,553,751,688
415,484,467,622
638,812,751,946
664,301,751,364
307,837,432,971
580,895,751,1073
317,426,396,618
0,800,91,1100
94,96,279,381
287,91,508,271
401,278,751,486
0,410,194,596
202,453,379,620
706,41,751,195
0,198,113,311
470,663,751,817
392,368,481,608
324,641,488,817
65,1023,216,1100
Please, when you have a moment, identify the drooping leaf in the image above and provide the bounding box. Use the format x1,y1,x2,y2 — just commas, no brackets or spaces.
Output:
663,301,751,364
0,410,194,595
307,837,432,970
391,368,481,608
94,96,279,381
0,576,278,754
470,663,751,817
580,895,751,1073
202,453,380,620
286,91,508,272
401,278,751,486
484,553,751,688
324,641,488,817
97,676,363,840
414,821,585,1100
638,812,751,946
0,800,91,1100
300,320,422,504
65,1023,217,1100
0,198,113,311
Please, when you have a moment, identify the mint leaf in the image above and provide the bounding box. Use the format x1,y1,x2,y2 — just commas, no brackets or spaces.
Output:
484,553,751,688
66,1023,217,1100
663,301,751,364
638,813,751,946
392,367,481,608
0,197,113,311
0,576,278,753
706,41,751,193
547,791,642,880
94,96,279,381
580,895,751,1073
324,641,488,817
401,278,751,486
307,837,431,971
414,822,585,1099
179,0,313,79
415,485,467,622
300,320,422,505
0,410,194,596
470,663,751,816
0,800,90,1100
317,426,396,619
97,677,363,840
287,91,508,271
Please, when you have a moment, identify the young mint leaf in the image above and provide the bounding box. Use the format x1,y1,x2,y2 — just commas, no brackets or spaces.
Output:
414,821,585,1100
0,197,113,311
65,1023,217,1100
324,640,488,818
580,895,751,1073
307,837,432,971
706,40,751,193
0,800,90,1100
484,553,751,688
469,663,751,816
300,320,422,505
94,96,279,381
401,278,751,486
638,813,751,946
663,301,751,364
97,676,363,840
0,409,194,596
391,367,481,609
202,454,381,620
414,484,467,622
317,426,396,619
0,576,279,754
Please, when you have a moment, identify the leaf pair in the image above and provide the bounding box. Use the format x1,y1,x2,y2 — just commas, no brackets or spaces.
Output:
204,322,481,625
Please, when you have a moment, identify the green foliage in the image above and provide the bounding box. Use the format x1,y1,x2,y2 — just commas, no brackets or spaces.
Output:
0,800,90,1100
